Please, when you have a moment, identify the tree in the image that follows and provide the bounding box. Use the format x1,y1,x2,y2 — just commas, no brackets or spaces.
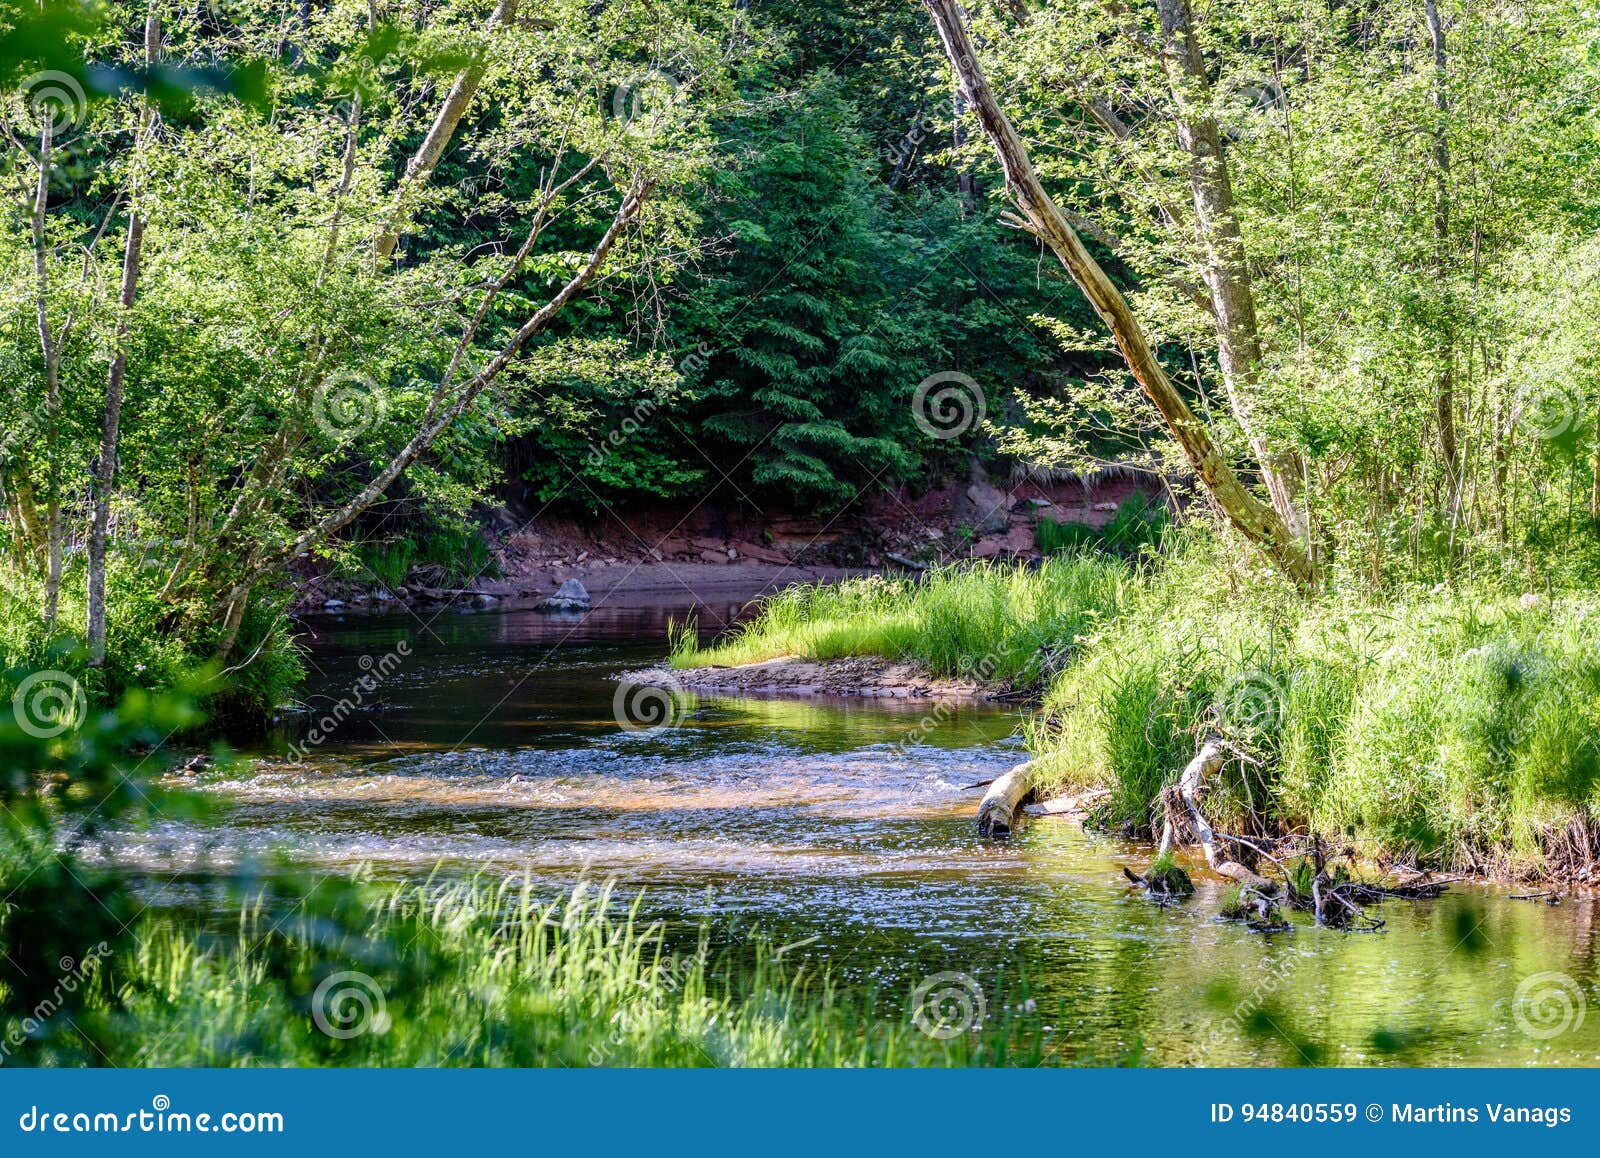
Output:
920,0,1315,587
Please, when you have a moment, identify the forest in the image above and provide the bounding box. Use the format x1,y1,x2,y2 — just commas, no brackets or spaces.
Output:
5,0,1600,1068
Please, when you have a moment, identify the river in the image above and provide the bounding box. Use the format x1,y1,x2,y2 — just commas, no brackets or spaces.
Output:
122,599,1600,1066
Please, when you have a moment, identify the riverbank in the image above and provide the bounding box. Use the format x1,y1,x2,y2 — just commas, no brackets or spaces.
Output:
293,466,1160,616
293,560,872,617
624,654,1000,700
672,549,1600,885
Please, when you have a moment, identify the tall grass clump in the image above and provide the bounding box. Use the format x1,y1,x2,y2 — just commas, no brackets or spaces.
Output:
1035,493,1168,559
674,556,1130,686
100,876,1050,1067
1032,555,1600,874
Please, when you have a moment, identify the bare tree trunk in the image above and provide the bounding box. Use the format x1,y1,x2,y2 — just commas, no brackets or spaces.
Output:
373,0,518,261
921,0,1315,588
88,11,159,666
32,120,64,626
1424,0,1459,517
1154,0,1307,543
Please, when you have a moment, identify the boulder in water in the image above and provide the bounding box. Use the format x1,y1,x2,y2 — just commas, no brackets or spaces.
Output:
536,578,591,613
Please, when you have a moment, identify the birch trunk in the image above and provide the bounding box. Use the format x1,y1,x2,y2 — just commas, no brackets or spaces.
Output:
1153,0,1308,543
921,0,1315,588
373,0,519,261
32,120,64,625
87,11,159,666
1424,0,1460,514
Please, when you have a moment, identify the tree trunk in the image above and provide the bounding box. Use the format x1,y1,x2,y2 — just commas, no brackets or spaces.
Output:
977,760,1033,836
32,120,64,626
1153,0,1308,543
373,0,519,261
88,11,159,667
1424,0,1460,515
921,0,1315,588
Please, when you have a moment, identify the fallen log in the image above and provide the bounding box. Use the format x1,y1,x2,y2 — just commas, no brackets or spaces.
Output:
977,760,1034,837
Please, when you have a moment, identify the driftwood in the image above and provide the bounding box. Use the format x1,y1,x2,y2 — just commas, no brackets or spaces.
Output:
976,760,1034,837
1156,735,1275,890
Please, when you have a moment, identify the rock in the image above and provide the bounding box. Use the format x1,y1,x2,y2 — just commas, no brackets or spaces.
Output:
471,593,498,609
536,578,591,613
971,525,1034,558
730,540,789,564
374,589,394,602
1092,501,1118,512
955,478,1011,534
322,598,346,610
1027,497,1053,508
176,753,213,776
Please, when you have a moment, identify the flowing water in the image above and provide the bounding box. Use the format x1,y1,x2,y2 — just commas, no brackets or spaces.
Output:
125,599,1600,1066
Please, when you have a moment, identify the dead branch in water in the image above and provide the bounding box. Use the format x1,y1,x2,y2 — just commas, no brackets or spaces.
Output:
1155,735,1275,890
976,760,1034,837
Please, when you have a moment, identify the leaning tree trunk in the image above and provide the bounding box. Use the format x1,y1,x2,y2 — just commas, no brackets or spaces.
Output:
1153,0,1308,544
920,0,1315,588
373,0,519,261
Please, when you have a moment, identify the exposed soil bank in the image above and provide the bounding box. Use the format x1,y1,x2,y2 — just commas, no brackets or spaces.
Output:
294,561,869,618
291,464,1160,614
623,655,1001,700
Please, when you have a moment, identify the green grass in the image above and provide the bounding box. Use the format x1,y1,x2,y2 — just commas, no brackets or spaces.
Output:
687,534,1600,875
1035,569,1600,871
76,877,1052,1067
1035,494,1168,559
673,556,1131,685
348,524,497,591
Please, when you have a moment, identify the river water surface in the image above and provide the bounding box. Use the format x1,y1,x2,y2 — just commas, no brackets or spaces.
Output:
129,601,1600,1066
